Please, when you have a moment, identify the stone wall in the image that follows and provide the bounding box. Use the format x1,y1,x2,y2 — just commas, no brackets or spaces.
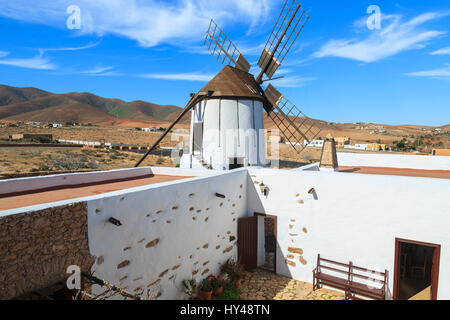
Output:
0,202,94,299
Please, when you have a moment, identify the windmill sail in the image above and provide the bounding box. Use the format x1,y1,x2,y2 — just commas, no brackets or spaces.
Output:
204,19,251,73
257,0,309,82
265,84,321,154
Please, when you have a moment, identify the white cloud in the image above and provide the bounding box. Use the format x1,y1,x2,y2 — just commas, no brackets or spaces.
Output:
0,0,272,47
269,75,315,88
39,41,101,54
0,55,55,70
406,65,450,78
0,51,9,58
141,72,215,82
313,12,448,63
81,65,119,76
430,46,450,55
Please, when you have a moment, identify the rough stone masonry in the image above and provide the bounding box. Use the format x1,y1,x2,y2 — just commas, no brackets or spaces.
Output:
0,202,94,299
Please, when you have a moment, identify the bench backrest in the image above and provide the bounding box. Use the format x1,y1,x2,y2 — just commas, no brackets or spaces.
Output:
317,254,387,289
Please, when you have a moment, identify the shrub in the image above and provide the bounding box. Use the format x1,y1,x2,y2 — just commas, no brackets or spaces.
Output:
200,279,212,292
221,259,245,281
208,275,224,290
182,279,197,300
218,287,242,300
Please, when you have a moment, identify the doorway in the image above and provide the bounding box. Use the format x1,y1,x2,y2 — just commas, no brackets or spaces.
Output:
192,122,203,154
394,238,440,300
228,157,244,170
255,213,277,273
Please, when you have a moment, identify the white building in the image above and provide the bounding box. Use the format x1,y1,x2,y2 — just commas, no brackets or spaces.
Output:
1,152,449,300
304,139,324,147
180,66,266,171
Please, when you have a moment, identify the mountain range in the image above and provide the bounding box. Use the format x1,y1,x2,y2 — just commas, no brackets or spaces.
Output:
0,84,184,126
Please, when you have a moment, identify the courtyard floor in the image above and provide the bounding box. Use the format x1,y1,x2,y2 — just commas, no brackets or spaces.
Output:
240,269,346,300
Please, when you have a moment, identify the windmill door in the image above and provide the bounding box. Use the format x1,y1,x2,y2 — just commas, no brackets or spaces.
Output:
193,122,203,153
238,216,258,270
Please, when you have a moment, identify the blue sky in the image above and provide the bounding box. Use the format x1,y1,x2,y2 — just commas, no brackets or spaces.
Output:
0,0,449,126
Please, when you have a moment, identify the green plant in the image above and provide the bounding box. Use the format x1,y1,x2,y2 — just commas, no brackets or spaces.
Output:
208,275,224,290
218,287,242,300
182,278,197,300
200,278,212,292
221,259,245,281
156,157,163,165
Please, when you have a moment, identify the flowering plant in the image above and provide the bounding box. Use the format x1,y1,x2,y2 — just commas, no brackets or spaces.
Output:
208,275,225,290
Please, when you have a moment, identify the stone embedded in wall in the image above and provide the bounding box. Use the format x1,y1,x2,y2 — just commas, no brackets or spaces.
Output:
120,275,128,282
188,193,195,198
172,206,178,210
202,261,209,266
287,254,294,259
287,247,303,255
147,279,160,287
96,256,104,265
0,202,94,300
159,269,169,278
302,227,308,234
204,217,209,222
138,238,145,243
222,246,233,254
299,256,307,265
145,239,160,248
192,270,198,275
201,269,210,275
289,233,298,237
285,259,296,267
172,264,181,270
168,275,175,281
123,246,132,251
202,243,209,249
117,260,130,269
156,210,163,214
216,245,220,250
189,207,194,211
297,199,304,204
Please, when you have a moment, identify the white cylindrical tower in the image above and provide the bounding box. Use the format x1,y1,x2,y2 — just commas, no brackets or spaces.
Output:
180,66,267,170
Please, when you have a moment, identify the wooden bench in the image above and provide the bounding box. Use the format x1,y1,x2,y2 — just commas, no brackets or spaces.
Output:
312,254,387,300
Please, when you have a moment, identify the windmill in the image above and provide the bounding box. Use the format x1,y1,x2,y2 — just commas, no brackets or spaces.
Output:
135,0,320,169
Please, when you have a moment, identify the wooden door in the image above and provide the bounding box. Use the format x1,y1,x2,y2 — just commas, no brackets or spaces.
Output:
238,216,258,270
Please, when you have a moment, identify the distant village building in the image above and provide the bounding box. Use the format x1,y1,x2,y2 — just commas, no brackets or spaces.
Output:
8,134,53,141
432,149,450,156
344,144,369,151
304,139,324,147
141,127,159,132
334,136,350,147
51,123,63,128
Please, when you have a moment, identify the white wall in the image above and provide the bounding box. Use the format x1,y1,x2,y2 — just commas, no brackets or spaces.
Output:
86,169,249,300
246,168,450,299
338,152,450,171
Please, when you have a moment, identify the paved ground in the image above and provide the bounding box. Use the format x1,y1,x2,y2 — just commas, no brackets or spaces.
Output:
240,269,346,300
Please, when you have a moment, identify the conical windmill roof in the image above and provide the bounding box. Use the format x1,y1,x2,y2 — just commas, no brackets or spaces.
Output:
198,66,267,103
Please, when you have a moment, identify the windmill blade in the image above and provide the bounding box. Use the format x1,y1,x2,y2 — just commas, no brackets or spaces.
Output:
256,0,309,83
265,84,321,155
204,19,251,73
134,93,205,167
